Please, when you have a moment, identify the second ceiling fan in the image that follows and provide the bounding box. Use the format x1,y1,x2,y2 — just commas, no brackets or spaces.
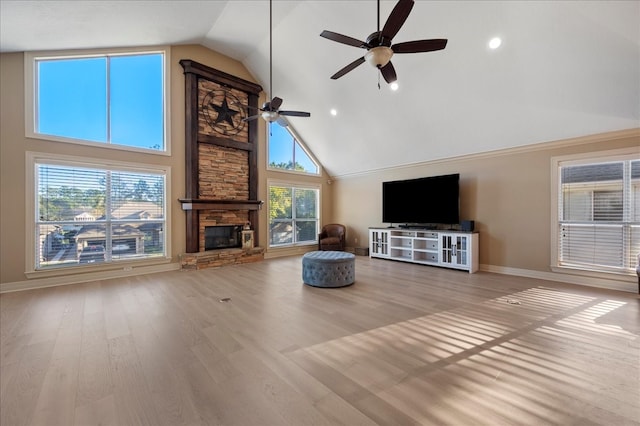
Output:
244,0,310,127
320,0,448,84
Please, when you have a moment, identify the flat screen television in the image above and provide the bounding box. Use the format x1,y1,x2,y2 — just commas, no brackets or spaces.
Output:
382,173,460,226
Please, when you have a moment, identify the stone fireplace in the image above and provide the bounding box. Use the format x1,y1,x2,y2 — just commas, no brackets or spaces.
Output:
178,60,265,270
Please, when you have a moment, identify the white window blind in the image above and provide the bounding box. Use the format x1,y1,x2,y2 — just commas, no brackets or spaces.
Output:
35,160,166,269
557,159,639,274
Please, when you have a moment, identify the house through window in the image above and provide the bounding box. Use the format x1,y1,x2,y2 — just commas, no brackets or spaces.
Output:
554,153,639,276
31,155,167,270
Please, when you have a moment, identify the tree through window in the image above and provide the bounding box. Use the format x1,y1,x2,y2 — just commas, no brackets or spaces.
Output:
268,123,318,174
269,184,319,247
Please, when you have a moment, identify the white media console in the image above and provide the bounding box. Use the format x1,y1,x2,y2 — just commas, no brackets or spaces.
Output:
368,228,479,273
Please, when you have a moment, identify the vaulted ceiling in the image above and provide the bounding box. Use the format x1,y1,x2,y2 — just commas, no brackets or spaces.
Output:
2,1,638,177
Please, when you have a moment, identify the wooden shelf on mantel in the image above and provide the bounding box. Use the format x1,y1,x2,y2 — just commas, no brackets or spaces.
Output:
178,199,264,211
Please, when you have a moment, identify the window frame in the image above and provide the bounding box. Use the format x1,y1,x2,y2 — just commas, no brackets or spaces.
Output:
25,151,172,277
267,180,320,248
550,147,639,281
267,123,320,175
24,46,171,156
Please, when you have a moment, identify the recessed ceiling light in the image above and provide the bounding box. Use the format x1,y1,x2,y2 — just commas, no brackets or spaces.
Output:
390,82,399,91
330,108,337,116
489,37,502,49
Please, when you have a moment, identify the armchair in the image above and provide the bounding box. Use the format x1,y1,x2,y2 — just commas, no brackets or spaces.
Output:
318,224,346,251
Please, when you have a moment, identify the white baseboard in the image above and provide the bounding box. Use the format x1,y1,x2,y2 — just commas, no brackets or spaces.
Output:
0,262,182,293
264,245,316,259
480,264,637,293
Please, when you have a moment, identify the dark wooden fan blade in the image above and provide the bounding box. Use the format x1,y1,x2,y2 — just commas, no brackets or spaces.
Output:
320,30,368,48
380,61,397,84
331,56,366,80
270,97,283,111
279,110,311,117
392,39,448,53
381,0,414,41
243,114,261,122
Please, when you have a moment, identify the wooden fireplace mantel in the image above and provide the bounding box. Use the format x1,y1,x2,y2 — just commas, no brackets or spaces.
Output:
178,199,263,211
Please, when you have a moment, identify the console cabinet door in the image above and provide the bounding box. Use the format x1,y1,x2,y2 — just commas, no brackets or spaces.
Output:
369,230,390,258
440,233,470,269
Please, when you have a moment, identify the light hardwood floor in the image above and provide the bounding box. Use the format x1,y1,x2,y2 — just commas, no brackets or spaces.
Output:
1,256,639,426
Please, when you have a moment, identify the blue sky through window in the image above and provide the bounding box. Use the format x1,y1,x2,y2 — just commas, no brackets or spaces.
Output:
269,123,317,174
37,52,164,151
38,58,107,142
110,55,163,149
269,124,291,164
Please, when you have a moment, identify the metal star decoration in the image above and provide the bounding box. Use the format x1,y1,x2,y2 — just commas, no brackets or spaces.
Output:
211,96,239,126
201,89,247,136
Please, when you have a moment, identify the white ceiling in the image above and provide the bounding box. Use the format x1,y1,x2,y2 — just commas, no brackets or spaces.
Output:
2,1,639,177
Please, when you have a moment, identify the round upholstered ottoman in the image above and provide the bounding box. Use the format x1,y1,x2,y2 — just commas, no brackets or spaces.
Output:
302,251,355,288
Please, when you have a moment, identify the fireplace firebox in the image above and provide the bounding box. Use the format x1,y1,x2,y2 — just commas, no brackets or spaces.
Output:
204,225,242,251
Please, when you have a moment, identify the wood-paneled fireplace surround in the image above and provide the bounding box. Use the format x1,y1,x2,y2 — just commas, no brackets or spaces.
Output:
179,60,265,270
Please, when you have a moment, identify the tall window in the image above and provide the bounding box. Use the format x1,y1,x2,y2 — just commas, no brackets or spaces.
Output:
268,123,318,174
31,154,167,270
554,152,639,275
269,183,319,247
27,49,167,152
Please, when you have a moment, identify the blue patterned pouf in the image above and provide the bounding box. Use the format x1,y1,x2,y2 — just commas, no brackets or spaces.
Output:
302,251,355,288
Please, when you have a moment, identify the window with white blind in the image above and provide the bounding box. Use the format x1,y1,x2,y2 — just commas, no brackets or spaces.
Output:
553,152,639,276
268,183,319,247
29,154,168,271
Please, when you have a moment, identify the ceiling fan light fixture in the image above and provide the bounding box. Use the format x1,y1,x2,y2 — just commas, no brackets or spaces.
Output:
365,46,394,68
321,0,447,84
261,110,279,122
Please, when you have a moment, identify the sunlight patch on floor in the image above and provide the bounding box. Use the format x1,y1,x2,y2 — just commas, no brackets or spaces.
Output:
290,287,638,425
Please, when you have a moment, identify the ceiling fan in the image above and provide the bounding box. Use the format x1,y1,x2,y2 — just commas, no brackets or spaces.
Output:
244,0,310,127
320,0,447,85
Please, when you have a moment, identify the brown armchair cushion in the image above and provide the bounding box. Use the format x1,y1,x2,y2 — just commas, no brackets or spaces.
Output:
321,237,341,245
318,224,346,251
